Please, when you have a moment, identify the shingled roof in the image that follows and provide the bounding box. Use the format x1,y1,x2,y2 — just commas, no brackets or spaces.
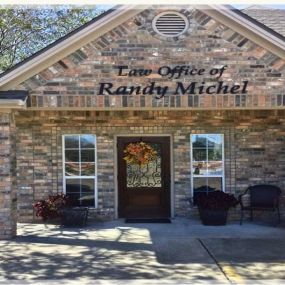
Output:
0,90,28,108
241,5,285,38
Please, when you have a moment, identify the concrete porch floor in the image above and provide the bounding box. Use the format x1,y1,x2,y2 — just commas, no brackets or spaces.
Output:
1,218,285,284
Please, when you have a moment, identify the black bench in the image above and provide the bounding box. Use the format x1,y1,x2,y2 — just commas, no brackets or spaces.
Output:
239,184,281,225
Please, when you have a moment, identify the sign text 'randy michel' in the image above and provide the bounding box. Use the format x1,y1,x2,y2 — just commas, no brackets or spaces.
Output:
98,65,249,99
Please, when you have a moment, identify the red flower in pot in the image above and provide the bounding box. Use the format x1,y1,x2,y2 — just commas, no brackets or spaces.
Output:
196,190,239,226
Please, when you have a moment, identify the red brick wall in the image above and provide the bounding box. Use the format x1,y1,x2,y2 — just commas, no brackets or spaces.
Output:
15,110,285,222
16,8,285,110
10,7,285,222
0,113,17,238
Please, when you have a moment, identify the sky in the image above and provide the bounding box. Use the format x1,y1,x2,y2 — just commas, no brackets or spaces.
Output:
96,3,285,11
0,1,285,10
93,3,285,11
232,4,285,9
0,0,285,9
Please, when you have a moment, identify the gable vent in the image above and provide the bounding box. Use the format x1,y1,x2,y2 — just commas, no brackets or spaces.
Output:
153,12,189,37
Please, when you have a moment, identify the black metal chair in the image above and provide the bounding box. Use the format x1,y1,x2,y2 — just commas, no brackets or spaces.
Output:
239,184,281,225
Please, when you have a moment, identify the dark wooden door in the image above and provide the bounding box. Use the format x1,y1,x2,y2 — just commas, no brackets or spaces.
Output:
117,136,171,218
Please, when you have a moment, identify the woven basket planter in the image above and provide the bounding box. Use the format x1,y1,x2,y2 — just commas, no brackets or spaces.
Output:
60,207,89,227
198,207,228,226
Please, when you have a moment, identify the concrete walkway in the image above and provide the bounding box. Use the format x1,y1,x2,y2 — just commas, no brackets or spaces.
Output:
1,218,285,284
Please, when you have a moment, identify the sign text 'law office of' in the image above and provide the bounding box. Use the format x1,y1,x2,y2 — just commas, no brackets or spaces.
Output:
98,65,248,99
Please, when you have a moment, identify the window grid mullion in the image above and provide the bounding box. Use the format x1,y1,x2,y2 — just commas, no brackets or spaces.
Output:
79,135,82,206
206,138,208,177
206,138,208,194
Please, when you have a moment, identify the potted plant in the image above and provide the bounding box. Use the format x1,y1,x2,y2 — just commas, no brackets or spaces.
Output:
60,206,89,227
33,193,88,227
33,193,69,222
195,190,239,226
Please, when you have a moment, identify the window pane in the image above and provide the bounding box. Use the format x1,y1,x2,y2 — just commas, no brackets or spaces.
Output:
208,149,222,161
66,179,81,193
207,134,222,149
193,177,222,204
193,162,207,175
65,136,79,149
65,163,80,176
81,179,94,193
67,193,81,207
81,135,95,148
207,177,223,191
193,178,215,193
208,161,223,175
81,163,95,176
81,149,95,162
80,193,95,206
65,150,79,162
192,135,207,148
193,177,222,192
193,149,206,161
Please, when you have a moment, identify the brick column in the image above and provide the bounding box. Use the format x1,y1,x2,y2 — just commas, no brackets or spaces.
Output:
0,112,17,239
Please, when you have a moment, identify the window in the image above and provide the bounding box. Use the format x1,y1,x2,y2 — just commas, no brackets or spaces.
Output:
190,134,224,203
63,134,97,207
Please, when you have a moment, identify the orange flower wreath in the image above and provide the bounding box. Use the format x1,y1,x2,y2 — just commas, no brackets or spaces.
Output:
123,141,157,166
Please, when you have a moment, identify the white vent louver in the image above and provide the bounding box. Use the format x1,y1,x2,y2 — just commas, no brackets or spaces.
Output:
153,12,189,37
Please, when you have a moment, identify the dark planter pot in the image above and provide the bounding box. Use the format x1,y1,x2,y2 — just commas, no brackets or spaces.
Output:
60,207,89,227
198,207,228,226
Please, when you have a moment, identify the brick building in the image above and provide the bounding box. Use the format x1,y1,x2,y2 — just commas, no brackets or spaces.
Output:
1,5,285,238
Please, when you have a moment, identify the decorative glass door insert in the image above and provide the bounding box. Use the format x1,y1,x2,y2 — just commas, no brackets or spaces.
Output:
126,143,162,188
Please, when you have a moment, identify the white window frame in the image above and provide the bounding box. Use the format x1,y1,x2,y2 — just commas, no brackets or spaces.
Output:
62,134,98,208
190,134,225,198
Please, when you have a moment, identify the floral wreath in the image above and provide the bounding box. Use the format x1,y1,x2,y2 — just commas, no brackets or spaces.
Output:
123,141,157,166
